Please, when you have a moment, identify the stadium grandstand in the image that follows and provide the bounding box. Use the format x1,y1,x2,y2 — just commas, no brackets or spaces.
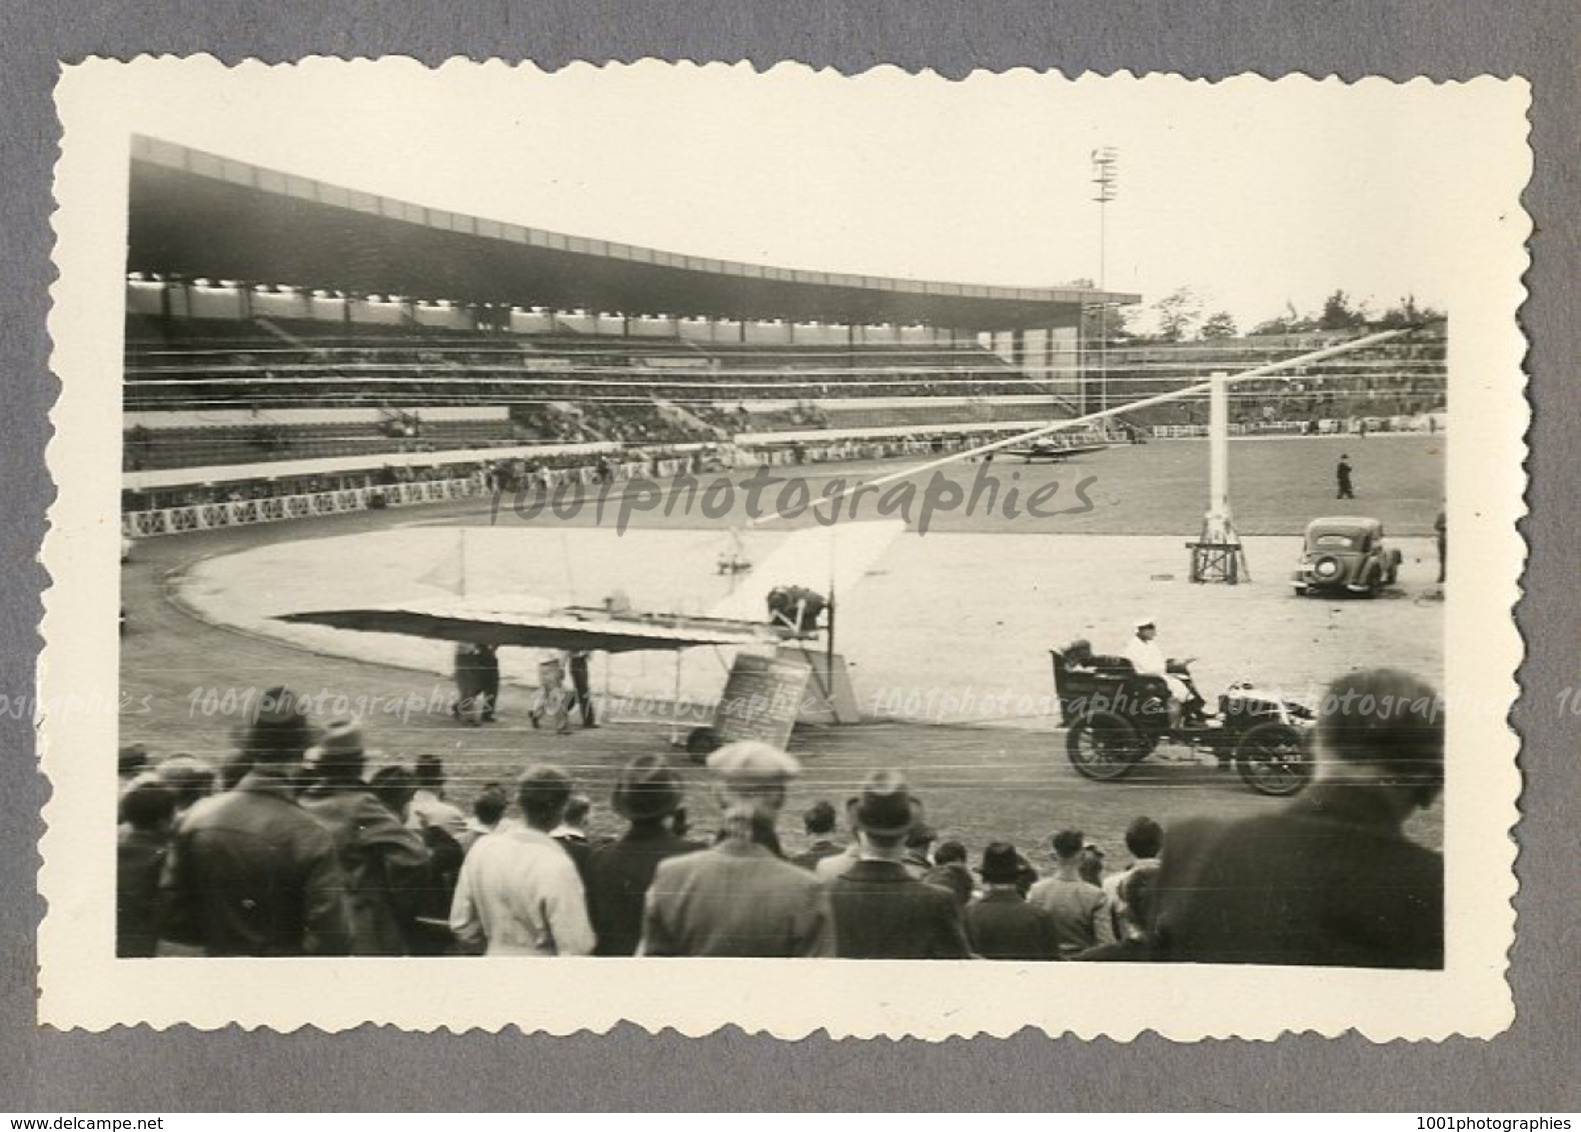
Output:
124,135,1131,472
120,135,1443,532
1092,329,1447,439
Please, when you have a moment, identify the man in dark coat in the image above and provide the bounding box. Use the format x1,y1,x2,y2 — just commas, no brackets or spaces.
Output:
586,755,701,955
299,720,432,955
568,650,595,728
640,743,834,957
452,643,486,726
162,687,353,956
1336,453,1355,499
477,644,500,723
965,842,1058,961
827,770,972,960
1150,668,1445,969
117,779,177,957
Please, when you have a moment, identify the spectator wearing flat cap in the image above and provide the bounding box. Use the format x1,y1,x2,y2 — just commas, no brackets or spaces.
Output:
586,755,703,956
1151,668,1445,968
161,687,352,956
639,742,835,958
299,721,432,956
449,764,595,956
827,771,972,960
1028,829,1117,957
965,842,1059,961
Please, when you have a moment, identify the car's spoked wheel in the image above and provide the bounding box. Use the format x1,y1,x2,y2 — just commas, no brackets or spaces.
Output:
1065,710,1142,782
1234,721,1311,796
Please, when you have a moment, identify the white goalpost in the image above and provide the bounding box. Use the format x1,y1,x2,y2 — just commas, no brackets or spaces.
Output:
1189,371,1250,583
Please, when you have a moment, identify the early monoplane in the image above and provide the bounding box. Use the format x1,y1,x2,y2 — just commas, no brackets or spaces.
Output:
1000,437,1109,463
277,520,905,751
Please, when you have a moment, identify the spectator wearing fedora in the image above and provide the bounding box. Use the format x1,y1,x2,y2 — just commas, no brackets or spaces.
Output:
640,742,834,958
826,771,971,960
965,842,1059,961
449,764,595,956
1151,668,1445,968
161,687,352,956
1028,828,1117,957
299,721,432,956
586,755,702,956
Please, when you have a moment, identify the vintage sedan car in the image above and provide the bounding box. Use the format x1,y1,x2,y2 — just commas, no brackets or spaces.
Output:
1292,516,1402,596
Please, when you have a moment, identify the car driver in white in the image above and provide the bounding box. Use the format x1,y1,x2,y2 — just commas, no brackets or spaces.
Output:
1123,617,1195,730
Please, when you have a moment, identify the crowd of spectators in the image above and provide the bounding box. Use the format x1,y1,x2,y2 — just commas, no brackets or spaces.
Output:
118,667,1444,967
1103,335,1447,433
120,430,1009,517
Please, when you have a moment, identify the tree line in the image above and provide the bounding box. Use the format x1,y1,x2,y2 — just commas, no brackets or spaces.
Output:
1087,289,1444,344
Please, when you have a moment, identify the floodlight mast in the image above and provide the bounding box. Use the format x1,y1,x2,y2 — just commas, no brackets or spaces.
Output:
1091,147,1119,422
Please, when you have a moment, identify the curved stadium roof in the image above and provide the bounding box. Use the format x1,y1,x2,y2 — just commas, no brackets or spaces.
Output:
127,135,1138,332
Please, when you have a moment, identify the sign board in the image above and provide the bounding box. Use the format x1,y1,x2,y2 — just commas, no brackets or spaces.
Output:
712,653,813,750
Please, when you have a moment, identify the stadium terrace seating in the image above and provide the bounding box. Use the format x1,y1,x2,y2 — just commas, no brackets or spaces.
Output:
123,314,1080,468
1099,330,1448,430
125,317,1044,407
814,400,1064,430
124,314,1444,471
122,419,529,472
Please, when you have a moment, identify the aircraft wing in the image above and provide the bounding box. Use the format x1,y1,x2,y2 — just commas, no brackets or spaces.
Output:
709,519,905,622
278,598,773,654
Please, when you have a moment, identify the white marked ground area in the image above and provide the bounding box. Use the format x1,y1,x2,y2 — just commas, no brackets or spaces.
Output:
178,524,1444,729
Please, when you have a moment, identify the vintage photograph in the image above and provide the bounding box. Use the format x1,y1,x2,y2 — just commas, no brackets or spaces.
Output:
41,60,1527,1037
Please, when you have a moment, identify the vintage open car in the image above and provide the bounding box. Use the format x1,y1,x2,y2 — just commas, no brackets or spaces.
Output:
1292,516,1402,596
1050,646,1314,796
